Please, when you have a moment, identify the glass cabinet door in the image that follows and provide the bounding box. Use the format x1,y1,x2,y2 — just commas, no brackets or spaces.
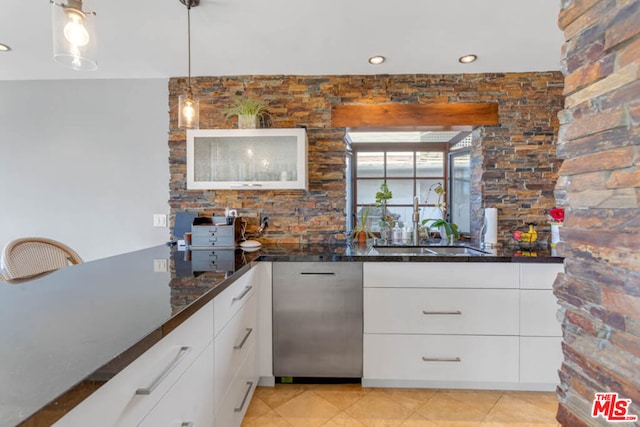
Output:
186,128,308,190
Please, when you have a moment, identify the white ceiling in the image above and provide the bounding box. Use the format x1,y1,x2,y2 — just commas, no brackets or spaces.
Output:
0,0,564,81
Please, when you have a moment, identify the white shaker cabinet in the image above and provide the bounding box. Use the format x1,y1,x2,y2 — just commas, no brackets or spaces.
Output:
186,128,308,190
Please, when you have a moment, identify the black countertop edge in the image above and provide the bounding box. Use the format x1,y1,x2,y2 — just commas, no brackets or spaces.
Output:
256,254,563,263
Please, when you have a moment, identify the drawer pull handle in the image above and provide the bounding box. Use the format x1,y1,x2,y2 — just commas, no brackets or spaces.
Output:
232,286,252,302
234,381,254,412
422,310,462,315
234,328,253,350
230,184,263,188
422,357,461,362
300,272,336,276
181,423,194,427
136,346,191,395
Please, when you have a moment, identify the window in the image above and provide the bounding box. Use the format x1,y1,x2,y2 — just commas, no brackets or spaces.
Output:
347,130,472,236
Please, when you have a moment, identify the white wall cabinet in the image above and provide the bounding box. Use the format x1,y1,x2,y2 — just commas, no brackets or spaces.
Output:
363,261,564,391
186,128,308,190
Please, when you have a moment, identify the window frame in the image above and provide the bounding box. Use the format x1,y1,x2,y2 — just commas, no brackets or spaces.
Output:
350,142,450,231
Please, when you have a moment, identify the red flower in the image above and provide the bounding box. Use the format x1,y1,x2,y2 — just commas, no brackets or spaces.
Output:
550,208,565,222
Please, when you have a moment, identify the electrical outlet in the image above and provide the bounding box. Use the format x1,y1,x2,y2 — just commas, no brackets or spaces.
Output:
153,214,167,227
260,213,269,228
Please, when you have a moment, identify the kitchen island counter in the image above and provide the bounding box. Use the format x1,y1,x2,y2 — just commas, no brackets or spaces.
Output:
2,242,562,426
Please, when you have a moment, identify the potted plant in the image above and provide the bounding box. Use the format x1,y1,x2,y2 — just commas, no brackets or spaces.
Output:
224,96,271,129
375,182,393,241
421,182,459,242
351,207,375,243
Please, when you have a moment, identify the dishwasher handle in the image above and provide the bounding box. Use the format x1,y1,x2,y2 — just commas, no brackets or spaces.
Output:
300,272,336,276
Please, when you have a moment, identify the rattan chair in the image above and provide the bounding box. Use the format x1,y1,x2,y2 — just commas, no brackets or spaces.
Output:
0,237,83,280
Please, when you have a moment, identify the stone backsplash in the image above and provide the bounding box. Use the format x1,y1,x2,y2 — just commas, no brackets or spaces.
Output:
168,72,564,244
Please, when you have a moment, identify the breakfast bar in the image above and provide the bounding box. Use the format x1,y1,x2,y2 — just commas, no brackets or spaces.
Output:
1,243,562,426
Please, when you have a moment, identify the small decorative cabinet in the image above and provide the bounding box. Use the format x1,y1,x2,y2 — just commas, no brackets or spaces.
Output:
186,128,308,190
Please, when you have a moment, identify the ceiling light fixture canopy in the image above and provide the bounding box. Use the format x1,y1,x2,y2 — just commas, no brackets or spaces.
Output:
50,0,97,71
0,43,11,52
178,0,200,129
368,55,386,65
458,54,478,64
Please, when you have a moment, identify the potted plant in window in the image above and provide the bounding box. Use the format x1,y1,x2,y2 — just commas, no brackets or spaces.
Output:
351,207,375,243
421,182,459,242
224,96,271,129
375,182,393,242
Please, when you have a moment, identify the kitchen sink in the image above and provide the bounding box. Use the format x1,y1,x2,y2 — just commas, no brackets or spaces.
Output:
372,245,489,256
426,246,490,255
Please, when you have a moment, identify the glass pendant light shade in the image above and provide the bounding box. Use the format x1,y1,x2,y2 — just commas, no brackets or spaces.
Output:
179,94,199,129
178,0,200,129
51,0,98,71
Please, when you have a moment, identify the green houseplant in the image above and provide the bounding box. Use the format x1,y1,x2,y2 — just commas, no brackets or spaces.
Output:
375,182,393,224
224,96,271,129
421,182,459,241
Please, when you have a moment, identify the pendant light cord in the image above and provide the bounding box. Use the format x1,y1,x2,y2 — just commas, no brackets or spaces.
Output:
187,1,192,95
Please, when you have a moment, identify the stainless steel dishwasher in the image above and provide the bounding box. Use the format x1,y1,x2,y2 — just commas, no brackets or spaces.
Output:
273,262,363,378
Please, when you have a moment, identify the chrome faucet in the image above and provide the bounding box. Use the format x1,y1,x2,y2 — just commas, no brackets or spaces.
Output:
412,196,420,245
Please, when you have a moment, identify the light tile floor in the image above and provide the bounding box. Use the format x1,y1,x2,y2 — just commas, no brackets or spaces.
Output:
241,384,560,427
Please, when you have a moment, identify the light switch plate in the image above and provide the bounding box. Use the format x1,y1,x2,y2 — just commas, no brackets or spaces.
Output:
153,258,168,272
153,214,167,227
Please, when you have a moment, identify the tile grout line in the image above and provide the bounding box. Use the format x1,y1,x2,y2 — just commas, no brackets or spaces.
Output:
480,391,505,423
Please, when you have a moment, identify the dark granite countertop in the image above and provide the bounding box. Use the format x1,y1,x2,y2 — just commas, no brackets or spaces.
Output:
254,241,563,263
4,242,561,426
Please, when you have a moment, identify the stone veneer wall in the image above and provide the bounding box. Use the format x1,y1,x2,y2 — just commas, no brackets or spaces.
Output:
168,73,563,244
554,0,640,425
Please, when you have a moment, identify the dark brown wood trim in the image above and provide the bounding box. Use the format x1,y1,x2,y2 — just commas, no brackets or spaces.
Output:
332,103,499,127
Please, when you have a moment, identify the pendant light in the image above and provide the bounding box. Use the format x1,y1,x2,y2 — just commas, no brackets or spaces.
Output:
50,0,98,71
178,0,200,129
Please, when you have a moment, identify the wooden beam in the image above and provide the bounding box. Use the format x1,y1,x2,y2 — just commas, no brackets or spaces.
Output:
332,103,499,128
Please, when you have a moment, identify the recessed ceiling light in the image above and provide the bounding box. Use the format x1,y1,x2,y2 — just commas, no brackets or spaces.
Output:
368,55,386,65
458,54,478,64
0,43,10,52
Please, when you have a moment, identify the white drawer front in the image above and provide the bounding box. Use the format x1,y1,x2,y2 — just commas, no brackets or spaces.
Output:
139,342,214,427
215,342,258,427
214,267,256,337
520,290,561,337
520,263,563,289
520,336,563,385
364,288,519,335
55,302,214,427
363,262,519,288
364,334,519,383
214,293,258,410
